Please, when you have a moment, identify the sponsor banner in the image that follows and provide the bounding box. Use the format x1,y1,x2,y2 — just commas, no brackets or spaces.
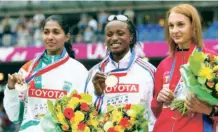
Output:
28,88,67,99
105,84,139,93
0,40,217,62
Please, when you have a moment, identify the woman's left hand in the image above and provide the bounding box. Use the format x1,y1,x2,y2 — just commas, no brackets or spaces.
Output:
185,94,212,115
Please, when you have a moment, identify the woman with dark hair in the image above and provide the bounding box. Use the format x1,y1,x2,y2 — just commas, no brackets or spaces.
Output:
84,14,156,131
3,15,88,131
151,4,218,132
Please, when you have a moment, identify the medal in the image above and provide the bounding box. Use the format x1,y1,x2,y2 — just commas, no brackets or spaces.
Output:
15,83,28,92
105,75,118,87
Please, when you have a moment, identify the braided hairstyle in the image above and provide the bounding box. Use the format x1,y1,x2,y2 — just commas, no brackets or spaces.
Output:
42,15,75,58
126,17,137,49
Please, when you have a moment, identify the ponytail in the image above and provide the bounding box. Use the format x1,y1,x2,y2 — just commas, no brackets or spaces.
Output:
64,42,75,59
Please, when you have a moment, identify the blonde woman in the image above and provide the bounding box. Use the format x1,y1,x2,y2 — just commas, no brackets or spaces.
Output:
151,4,218,132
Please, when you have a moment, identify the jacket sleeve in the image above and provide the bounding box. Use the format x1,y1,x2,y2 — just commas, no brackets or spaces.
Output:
84,66,100,100
3,85,24,124
151,62,164,118
3,62,31,123
144,69,156,132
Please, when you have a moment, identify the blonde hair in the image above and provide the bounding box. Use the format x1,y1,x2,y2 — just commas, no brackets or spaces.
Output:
165,4,204,56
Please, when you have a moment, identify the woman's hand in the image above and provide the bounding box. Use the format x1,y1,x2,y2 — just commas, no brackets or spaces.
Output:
92,72,107,96
8,72,25,90
157,87,174,104
185,94,212,115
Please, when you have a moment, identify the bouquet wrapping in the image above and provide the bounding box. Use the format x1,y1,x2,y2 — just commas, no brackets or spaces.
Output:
171,50,218,115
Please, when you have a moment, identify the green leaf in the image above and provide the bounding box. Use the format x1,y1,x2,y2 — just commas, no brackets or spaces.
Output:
188,50,205,75
188,74,198,86
201,85,212,93
107,105,115,113
70,89,78,97
80,93,92,103
197,76,207,85
47,100,54,113
180,65,198,86
140,120,149,132
47,100,57,120
130,103,145,114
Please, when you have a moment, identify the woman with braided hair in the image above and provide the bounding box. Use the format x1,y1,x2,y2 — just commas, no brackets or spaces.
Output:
84,14,156,131
3,15,88,132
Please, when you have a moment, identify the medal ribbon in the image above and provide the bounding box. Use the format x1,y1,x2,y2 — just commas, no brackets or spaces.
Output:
25,48,69,83
168,47,198,94
99,50,136,77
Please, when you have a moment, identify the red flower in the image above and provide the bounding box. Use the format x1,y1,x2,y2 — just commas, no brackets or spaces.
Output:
107,127,117,132
80,103,89,111
119,117,130,127
64,108,74,119
72,93,81,99
78,122,86,130
125,104,131,110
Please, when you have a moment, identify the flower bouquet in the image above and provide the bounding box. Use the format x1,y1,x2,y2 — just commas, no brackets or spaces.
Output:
41,90,102,132
170,50,218,115
99,104,148,132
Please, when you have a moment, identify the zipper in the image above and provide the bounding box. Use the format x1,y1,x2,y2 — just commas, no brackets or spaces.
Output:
118,61,120,84
181,49,185,64
170,48,185,132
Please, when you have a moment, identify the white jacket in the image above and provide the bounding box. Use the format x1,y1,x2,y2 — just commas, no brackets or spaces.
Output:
3,50,88,132
84,50,156,132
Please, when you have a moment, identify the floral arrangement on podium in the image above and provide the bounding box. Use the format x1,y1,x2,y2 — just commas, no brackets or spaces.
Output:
41,90,102,132
99,104,148,132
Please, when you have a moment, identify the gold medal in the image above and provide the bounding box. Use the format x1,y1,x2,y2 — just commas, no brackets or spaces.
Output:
15,83,28,92
105,75,118,87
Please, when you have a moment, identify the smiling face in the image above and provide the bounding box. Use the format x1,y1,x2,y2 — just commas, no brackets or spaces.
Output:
168,12,193,49
105,21,133,59
43,20,69,55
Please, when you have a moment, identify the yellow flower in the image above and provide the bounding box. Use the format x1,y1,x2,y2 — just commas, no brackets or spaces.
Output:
71,124,78,132
71,123,81,132
88,114,96,126
84,126,91,132
87,119,98,128
198,67,213,79
72,128,78,132
213,65,218,71
114,125,124,132
79,99,90,104
103,121,113,131
70,118,76,125
216,83,218,92
67,97,80,109
75,111,85,122
57,112,65,123
56,105,61,112
127,109,137,118
130,117,136,125
112,109,123,123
